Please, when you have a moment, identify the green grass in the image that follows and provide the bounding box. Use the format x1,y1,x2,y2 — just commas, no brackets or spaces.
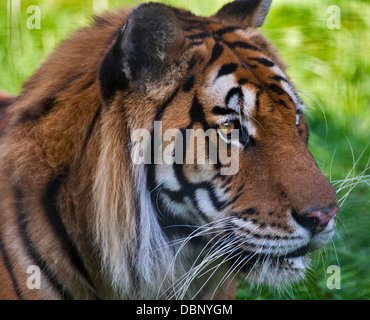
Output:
0,0,369,300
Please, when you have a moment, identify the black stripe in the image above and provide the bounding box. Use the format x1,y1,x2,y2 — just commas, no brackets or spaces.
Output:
266,84,295,107
224,41,261,52
18,97,56,123
0,228,23,299
173,163,190,190
80,79,96,92
189,95,206,124
218,191,243,210
213,26,241,37
304,120,310,142
243,62,258,69
99,30,129,102
221,176,233,188
266,83,285,95
180,18,210,26
225,87,243,107
182,76,195,92
154,87,180,122
236,184,245,194
238,78,262,90
255,90,262,112
205,184,228,210
211,106,238,116
187,54,199,72
242,208,258,215
161,187,185,203
207,42,224,66
0,97,15,109
248,57,275,67
18,73,86,123
79,104,102,162
186,32,210,40
186,41,204,50
217,63,239,79
270,75,289,83
42,173,97,295
277,98,290,109
173,8,193,18
179,18,210,30
15,186,73,300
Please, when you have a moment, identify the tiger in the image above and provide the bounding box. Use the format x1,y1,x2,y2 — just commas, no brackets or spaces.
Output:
0,0,339,300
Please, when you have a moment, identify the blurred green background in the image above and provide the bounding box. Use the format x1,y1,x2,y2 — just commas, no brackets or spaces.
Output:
0,0,369,300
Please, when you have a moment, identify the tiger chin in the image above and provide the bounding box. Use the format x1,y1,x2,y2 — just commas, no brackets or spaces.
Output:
0,0,339,300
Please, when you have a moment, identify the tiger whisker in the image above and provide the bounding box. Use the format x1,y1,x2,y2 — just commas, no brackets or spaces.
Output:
176,231,242,299
209,225,266,297
157,218,235,299
171,223,252,299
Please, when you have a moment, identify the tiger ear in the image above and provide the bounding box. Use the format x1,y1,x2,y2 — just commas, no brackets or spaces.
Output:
99,3,183,101
214,0,272,28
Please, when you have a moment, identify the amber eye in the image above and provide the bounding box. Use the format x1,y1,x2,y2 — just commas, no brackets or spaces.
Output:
219,121,236,137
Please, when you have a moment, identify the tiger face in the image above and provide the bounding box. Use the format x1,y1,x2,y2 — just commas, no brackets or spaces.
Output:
101,1,338,290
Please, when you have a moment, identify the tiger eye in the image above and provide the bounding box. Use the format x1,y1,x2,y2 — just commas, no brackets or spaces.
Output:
219,121,236,136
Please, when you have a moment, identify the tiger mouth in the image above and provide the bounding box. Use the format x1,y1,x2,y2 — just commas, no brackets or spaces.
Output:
282,245,310,258
230,245,310,273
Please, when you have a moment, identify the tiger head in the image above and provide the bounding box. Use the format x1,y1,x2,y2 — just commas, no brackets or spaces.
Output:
0,0,339,300
97,1,339,297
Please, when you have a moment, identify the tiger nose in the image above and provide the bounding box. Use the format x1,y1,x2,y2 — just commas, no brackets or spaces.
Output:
292,205,339,234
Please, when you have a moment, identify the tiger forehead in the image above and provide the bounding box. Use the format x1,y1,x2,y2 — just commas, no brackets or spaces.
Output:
174,10,283,82
174,9,270,51
178,12,251,44
172,9,302,115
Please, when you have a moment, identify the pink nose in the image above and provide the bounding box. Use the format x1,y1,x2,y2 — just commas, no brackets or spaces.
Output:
305,205,339,234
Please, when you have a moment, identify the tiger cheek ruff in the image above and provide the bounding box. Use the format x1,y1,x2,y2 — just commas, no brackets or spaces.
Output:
0,0,339,300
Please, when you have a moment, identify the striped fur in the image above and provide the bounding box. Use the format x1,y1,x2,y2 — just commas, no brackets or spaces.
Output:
0,1,338,300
